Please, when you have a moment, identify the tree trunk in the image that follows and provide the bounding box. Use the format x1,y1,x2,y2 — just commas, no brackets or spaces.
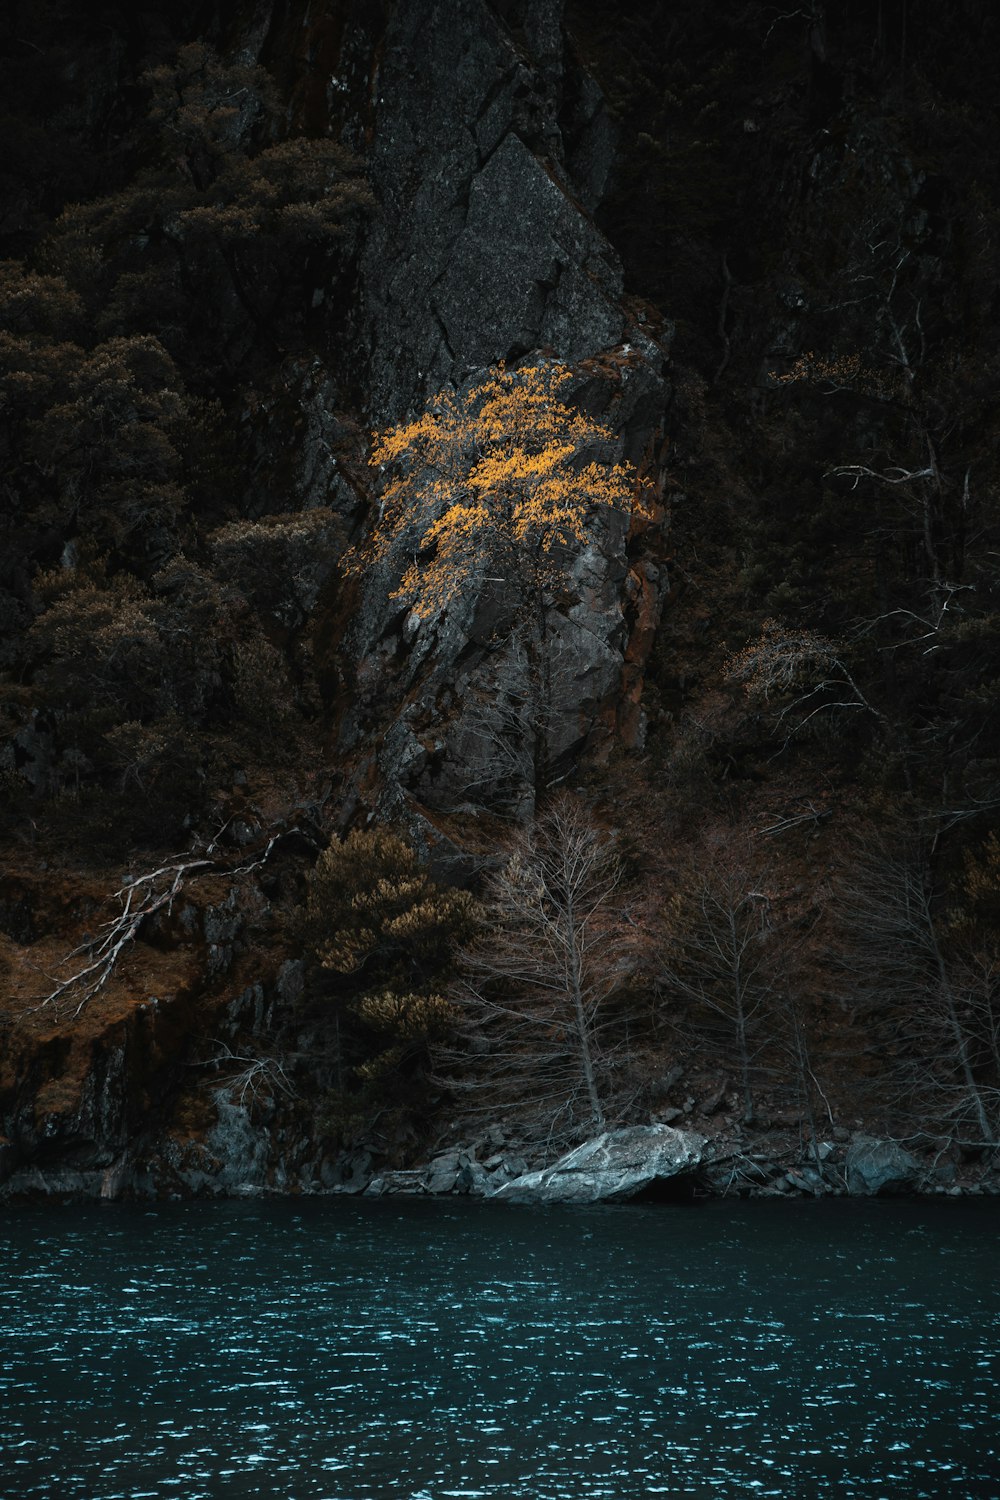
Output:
942,983,993,1144
734,992,754,1126
928,918,993,1144
566,886,604,1131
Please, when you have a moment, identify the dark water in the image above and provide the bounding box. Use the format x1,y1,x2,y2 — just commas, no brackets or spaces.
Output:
1,1198,998,1499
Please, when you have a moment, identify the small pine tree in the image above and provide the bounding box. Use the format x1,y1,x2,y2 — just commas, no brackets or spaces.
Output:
304,828,480,1073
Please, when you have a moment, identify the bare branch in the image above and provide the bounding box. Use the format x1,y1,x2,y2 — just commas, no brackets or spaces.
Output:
825,463,934,489
35,829,303,1018
204,1041,297,1108
726,619,886,749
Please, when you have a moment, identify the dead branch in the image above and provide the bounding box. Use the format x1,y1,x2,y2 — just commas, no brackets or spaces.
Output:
758,803,832,837
204,1041,297,1108
727,620,887,751
712,250,732,386
826,463,934,488
34,829,301,1019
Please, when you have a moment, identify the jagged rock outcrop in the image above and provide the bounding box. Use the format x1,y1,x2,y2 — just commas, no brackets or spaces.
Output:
490,1124,707,1203
360,0,625,419
341,0,671,822
0,985,203,1202
430,129,623,379
0,885,280,1203
344,400,661,826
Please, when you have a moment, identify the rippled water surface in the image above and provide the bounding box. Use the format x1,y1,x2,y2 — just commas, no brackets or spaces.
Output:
2,1197,999,1497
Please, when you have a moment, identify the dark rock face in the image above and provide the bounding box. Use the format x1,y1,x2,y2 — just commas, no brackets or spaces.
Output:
351,550,661,825
0,988,202,1203
360,0,624,420
432,130,623,374
344,407,663,827
237,359,365,524
490,1124,706,1203
133,1089,273,1198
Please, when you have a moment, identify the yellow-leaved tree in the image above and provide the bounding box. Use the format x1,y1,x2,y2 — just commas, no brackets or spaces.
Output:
354,361,645,620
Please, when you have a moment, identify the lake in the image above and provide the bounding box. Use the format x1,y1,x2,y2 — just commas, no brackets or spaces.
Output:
1,1197,998,1497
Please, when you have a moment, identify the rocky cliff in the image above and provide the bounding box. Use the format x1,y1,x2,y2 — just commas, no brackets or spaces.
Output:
2,0,999,1201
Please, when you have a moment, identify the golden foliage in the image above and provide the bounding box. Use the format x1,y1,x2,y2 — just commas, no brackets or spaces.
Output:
304,828,479,1099
768,350,893,399
352,362,648,620
356,988,459,1039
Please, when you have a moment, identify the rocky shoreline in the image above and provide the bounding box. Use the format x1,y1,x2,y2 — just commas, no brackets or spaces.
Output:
362,1125,1000,1204
4,1119,999,1206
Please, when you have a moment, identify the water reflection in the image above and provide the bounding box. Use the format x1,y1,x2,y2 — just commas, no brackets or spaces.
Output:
1,1199,999,1497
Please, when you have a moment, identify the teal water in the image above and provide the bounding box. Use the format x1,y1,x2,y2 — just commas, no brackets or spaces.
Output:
1,1198,998,1498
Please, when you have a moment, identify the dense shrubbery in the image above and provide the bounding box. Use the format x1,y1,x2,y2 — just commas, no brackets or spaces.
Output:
0,20,370,860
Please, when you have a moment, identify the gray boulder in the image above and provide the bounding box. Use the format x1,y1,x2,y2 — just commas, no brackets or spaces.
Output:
320,1149,373,1195
423,1152,462,1195
491,1124,706,1204
456,1158,493,1196
845,1135,922,1196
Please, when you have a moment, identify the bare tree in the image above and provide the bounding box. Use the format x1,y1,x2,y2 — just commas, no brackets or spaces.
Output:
775,989,836,1175
455,634,538,816
204,1041,297,1111
448,796,642,1138
450,628,589,818
726,619,885,748
832,839,998,1146
961,951,1000,1104
658,848,781,1125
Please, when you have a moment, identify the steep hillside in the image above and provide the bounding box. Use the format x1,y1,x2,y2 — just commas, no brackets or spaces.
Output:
2,0,998,1201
